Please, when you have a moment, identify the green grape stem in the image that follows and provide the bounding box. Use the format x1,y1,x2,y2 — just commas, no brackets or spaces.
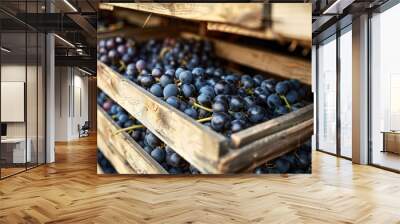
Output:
196,116,212,123
192,102,213,113
112,124,144,136
279,95,292,110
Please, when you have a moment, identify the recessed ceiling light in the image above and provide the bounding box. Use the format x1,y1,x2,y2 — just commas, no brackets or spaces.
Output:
1,47,11,53
78,67,93,76
54,34,75,48
63,0,78,12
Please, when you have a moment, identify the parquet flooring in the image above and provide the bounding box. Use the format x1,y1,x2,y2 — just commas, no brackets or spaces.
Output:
1,134,400,224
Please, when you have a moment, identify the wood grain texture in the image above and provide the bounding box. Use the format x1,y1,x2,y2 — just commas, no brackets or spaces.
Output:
1,135,400,223
98,107,167,174
206,22,311,48
181,32,311,84
220,119,313,173
231,104,313,148
97,62,227,173
101,3,311,46
271,4,312,43
104,3,264,29
97,131,135,174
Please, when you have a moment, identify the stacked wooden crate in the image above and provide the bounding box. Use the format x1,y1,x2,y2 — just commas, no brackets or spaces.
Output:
97,3,313,174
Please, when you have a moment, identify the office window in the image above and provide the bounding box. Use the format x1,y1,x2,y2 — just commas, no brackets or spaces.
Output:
0,1,46,179
339,27,352,158
371,3,400,171
317,36,337,154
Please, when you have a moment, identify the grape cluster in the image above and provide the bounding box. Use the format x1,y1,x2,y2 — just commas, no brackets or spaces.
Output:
98,91,201,174
253,141,312,174
97,36,312,137
97,149,117,174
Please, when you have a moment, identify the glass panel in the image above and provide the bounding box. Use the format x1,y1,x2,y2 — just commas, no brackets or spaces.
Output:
38,32,45,165
317,36,337,154
27,31,38,169
371,4,400,171
26,0,39,169
339,28,352,158
1,32,27,177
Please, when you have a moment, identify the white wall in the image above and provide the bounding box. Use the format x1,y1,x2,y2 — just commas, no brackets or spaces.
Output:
54,67,89,141
1,64,46,164
55,67,69,141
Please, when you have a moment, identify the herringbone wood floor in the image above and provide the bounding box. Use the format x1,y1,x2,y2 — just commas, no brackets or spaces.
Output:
0,134,400,224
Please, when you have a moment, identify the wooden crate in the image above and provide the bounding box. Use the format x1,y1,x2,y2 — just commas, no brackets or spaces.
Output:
98,106,168,174
100,3,264,29
97,21,313,173
98,29,311,85
100,3,311,47
98,64,313,174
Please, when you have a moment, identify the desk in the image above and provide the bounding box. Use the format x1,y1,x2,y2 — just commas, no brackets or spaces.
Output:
382,131,400,155
1,138,31,163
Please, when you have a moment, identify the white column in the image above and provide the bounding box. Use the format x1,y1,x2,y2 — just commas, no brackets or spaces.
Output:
46,33,55,163
352,14,369,164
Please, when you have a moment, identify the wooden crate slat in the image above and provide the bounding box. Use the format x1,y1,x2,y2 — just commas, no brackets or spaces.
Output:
98,107,168,174
181,32,311,85
271,4,312,45
97,62,227,174
104,3,264,29
218,119,313,173
112,8,166,28
98,26,188,41
97,132,136,174
213,38,311,85
206,22,311,48
230,104,313,148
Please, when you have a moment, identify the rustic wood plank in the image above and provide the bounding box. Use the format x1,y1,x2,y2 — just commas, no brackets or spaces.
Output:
113,7,166,28
97,26,183,42
97,132,136,174
181,32,311,85
103,3,264,29
231,104,313,148
98,107,168,174
206,22,311,48
271,4,312,45
219,119,313,173
97,62,227,174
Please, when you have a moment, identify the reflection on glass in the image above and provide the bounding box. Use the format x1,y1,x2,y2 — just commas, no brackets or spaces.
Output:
38,33,46,165
317,37,337,154
371,4,400,171
1,31,27,177
27,31,38,169
340,28,352,158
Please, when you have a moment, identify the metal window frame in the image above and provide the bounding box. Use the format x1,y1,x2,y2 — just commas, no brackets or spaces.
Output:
0,0,47,180
315,21,353,162
367,0,400,173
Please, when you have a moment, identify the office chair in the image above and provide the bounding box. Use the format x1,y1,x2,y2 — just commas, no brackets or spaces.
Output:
79,121,90,138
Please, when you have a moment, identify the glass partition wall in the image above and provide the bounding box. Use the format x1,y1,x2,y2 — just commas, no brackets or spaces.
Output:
339,26,352,159
0,1,46,179
317,35,337,155
316,26,353,159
